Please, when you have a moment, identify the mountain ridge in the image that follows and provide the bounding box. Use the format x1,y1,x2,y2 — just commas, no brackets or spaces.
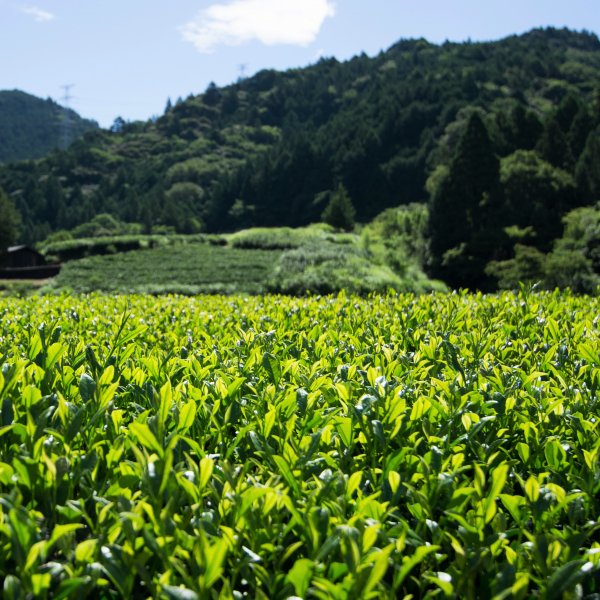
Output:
0,26,598,245
0,90,99,164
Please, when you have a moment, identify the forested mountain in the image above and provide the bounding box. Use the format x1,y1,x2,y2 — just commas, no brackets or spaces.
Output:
0,90,98,164
0,27,599,289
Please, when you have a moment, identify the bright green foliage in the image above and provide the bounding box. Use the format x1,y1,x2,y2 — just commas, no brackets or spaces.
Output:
68,214,143,240
228,225,338,250
361,203,430,273
0,291,599,597
360,204,443,293
268,242,408,295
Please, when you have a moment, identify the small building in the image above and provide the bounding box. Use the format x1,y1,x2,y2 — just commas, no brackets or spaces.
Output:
3,245,46,268
0,245,61,279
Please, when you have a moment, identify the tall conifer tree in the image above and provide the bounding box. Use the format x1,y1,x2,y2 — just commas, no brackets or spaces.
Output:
429,112,500,287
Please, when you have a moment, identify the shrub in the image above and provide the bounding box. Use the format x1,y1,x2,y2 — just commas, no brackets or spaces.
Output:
321,184,356,231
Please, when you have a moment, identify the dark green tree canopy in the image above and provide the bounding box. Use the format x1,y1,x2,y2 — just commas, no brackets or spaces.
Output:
500,150,577,249
0,187,21,255
428,112,500,287
321,184,356,231
536,118,574,171
576,126,600,201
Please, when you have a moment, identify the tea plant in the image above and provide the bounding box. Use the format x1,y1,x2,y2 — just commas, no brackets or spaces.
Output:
0,289,599,598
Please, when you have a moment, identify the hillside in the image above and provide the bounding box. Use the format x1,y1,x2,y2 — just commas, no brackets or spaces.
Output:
0,27,599,291
0,90,98,164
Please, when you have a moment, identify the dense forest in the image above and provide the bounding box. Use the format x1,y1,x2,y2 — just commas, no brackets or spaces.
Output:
1,27,599,290
0,90,98,164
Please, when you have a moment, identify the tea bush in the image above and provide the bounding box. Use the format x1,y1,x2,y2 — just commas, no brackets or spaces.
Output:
0,290,599,598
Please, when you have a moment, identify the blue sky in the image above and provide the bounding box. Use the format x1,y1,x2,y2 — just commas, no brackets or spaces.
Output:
2,0,599,128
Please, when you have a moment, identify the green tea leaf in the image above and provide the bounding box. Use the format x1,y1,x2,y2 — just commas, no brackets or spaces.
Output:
335,417,353,448
262,352,281,386
525,476,540,503
75,539,98,563
198,456,214,490
3,575,22,600
158,380,173,430
286,558,314,597
395,545,440,588
129,422,163,456
162,585,199,600
204,538,228,588
79,373,97,402
273,454,300,496
546,560,589,600
49,523,84,548
578,343,599,365
178,399,196,432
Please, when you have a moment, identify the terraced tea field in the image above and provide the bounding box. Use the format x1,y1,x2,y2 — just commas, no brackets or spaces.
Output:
0,290,599,598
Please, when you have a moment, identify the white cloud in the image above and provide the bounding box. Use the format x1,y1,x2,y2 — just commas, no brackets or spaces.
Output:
21,5,55,22
181,0,336,53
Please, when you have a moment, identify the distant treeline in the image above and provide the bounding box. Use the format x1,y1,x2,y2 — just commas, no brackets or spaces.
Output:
0,27,599,291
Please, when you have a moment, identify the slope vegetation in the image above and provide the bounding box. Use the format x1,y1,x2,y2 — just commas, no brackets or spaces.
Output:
0,90,98,164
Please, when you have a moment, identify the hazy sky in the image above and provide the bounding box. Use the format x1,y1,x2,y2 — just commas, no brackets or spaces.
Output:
2,0,599,128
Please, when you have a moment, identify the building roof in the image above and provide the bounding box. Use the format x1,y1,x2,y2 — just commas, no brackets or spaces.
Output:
7,245,42,254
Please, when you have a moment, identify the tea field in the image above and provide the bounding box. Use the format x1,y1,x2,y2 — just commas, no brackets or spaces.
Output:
0,290,599,599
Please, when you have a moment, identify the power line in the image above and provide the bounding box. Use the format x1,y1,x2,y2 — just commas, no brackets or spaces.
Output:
60,84,75,106
60,84,75,149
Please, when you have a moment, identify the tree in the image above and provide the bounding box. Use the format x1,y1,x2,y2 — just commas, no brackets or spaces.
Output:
487,205,600,293
42,176,67,229
568,105,593,158
485,244,547,290
321,184,356,231
576,126,600,202
553,204,600,271
500,150,577,250
536,118,574,171
545,204,600,292
162,182,206,233
428,112,500,288
506,103,542,150
555,93,580,133
203,82,221,107
0,187,21,257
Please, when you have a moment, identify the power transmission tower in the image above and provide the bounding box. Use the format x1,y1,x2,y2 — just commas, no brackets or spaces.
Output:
238,64,248,82
60,84,75,149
